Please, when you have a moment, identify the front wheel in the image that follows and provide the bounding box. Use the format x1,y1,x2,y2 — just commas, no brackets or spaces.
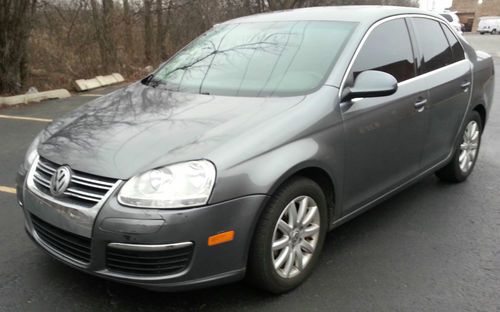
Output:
246,177,328,293
436,111,482,182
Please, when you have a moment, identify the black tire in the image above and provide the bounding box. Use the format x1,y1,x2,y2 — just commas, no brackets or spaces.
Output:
436,111,482,183
246,177,328,294
492,29,497,35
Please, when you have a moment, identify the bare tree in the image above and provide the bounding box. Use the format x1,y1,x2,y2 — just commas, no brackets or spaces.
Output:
267,0,306,10
90,0,118,72
123,0,133,58
155,0,166,61
144,0,153,63
1,0,419,94
0,0,37,94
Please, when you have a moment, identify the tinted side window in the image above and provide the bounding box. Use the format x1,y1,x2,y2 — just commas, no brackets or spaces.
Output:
352,19,415,83
412,18,453,73
441,24,466,62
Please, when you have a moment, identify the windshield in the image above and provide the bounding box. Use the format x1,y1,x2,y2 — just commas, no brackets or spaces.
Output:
149,21,357,97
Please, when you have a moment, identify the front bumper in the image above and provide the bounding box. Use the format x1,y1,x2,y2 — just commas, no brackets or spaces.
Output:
17,169,268,291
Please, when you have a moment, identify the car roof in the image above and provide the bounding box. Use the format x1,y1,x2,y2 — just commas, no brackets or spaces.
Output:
222,5,440,25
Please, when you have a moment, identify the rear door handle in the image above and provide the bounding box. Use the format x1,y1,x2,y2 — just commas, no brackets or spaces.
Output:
414,98,427,112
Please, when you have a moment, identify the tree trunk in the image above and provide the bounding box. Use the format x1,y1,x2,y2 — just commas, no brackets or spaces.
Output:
155,0,164,61
90,0,118,72
267,0,304,10
89,0,107,71
102,0,118,71
144,0,153,63
123,0,133,59
0,0,37,94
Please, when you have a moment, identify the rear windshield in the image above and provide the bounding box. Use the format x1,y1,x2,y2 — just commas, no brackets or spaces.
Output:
149,21,357,97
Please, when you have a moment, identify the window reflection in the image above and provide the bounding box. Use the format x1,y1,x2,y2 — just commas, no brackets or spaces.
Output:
412,18,454,74
153,21,357,97
441,24,465,63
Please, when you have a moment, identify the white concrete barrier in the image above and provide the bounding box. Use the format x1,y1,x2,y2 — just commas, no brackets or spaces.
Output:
0,89,71,106
74,73,125,91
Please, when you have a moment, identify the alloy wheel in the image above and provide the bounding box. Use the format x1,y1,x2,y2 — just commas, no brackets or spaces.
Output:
271,196,321,279
459,120,480,173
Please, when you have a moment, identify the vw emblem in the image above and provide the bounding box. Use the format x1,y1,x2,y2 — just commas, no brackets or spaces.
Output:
50,166,72,196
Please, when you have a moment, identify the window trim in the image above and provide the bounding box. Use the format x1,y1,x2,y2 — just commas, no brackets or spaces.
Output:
338,14,469,101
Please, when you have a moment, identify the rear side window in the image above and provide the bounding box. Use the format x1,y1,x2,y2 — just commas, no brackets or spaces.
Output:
412,18,453,74
352,19,415,83
441,24,466,62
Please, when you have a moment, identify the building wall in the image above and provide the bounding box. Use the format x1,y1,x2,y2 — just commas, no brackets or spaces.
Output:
452,0,478,12
452,0,500,31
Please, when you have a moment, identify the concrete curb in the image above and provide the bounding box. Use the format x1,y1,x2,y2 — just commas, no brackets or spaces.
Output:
0,89,71,106
74,73,125,91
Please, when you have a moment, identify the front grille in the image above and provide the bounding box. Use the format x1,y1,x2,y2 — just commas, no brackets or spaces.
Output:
106,245,194,276
31,214,91,264
32,157,118,208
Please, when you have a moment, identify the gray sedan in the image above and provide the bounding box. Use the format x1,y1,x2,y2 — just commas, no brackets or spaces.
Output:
17,6,495,293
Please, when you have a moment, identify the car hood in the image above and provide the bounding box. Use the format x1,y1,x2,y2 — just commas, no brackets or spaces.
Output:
38,82,305,179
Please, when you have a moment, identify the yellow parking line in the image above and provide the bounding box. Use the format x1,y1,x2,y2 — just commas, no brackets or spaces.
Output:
0,186,16,194
0,114,52,123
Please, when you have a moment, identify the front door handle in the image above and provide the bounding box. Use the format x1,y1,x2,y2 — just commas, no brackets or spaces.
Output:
461,81,471,91
414,98,427,112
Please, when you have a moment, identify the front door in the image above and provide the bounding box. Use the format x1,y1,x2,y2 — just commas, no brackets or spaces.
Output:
340,18,429,213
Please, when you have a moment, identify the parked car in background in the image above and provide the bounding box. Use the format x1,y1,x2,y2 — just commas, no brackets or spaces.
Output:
18,6,495,294
478,16,500,34
439,11,463,34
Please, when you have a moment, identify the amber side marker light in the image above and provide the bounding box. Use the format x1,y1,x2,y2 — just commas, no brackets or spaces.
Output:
208,230,235,246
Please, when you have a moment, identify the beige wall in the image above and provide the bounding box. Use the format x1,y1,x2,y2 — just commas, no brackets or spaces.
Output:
452,0,500,31
451,0,478,12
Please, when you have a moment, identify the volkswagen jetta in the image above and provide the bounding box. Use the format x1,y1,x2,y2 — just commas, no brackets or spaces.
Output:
17,6,495,293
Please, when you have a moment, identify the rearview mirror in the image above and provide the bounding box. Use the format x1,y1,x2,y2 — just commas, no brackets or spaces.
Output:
342,70,398,102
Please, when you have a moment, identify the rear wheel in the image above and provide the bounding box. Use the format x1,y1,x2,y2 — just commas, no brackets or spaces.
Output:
247,177,328,293
436,111,482,182
492,29,497,35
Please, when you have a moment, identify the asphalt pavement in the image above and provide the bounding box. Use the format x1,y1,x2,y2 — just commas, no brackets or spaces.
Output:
0,34,499,312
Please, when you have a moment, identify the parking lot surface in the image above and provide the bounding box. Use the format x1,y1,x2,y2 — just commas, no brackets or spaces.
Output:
0,34,499,312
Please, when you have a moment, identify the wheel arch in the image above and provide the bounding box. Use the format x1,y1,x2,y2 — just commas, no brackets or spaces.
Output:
267,162,337,229
472,103,487,129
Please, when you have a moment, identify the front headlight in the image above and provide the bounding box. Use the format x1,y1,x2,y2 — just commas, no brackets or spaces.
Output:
117,160,216,208
23,136,41,170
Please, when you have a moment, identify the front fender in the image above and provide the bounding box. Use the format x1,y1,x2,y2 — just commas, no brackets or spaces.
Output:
208,129,344,207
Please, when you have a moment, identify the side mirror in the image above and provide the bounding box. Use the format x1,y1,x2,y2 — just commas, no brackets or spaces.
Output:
342,70,398,102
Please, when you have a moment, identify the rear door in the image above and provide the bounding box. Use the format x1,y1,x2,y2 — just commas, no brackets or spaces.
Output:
409,17,471,170
340,18,429,213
